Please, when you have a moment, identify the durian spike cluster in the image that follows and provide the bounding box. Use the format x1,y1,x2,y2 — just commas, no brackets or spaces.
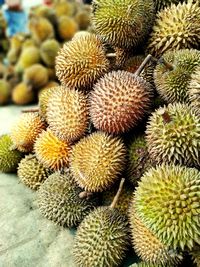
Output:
2,0,200,266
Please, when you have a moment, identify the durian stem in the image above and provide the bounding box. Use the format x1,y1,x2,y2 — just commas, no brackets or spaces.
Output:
106,53,116,59
158,58,174,71
79,191,93,200
110,178,125,209
22,107,39,113
135,54,152,76
158,108,171,123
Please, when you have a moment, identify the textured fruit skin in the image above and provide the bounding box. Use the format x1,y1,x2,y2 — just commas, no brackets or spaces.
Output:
90,70,152,134
129,202,182,265
75,10,91,30
102,182,134,216
70,132,126,192
37,172,98,227
34,129,71,171
23,64,49,90
154,49,200,104
127,136,152,186
130,263,174,267
134,164,200,250
55,33,109,90
57,16,78,40
18,154,51,190
40,39,60,67
47,86,89,142
189,66,200,115
0,79,11,105
148,1,200,56
39,86,56,121
155,0,183,12
146,103,200,167
191,246,200,267
11,113,46,153
12,82,35,105
0,135,23,173
92,0,155,48
54,1,75,17
73,207,130,267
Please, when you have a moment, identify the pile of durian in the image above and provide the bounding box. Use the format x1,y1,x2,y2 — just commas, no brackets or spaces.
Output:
1,0,200,266
0,0,91,105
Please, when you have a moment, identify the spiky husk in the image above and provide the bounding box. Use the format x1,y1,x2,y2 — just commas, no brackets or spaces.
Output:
130,263,174,267
146,103,200,167
73,206,130,267
191,246,200,267
129,202,182,265
40,39,60,67
127,136,152,186
39,86,56,121
134,164,200,250
11,113,46,153
147,1,200,56
189,66,200,115
37,172,98,227
57,16,78,40
18,154,51,190
154,49,200,104
55,33,109,90
34,129,71,171
155,0,183,12
47,86,89,142
92,0,155,48
12,82,35,105
102,181,134,216
90,70,152,134
0,135,23,173
70,132,126,192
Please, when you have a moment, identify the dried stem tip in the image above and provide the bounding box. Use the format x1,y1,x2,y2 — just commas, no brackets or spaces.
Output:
110,178,125,209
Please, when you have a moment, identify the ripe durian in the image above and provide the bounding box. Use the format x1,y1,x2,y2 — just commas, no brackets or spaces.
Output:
12,82,35,105
154,0,183,12
0,135,23,173
11,113,46,153
57,16,78,41
147,1,200,56
0,79,11,105
34,129,71,171
90,70,152,134
29,16,54,44
70,132,126,192
146,103,200,167
15,46,40,74
40,39,60,67
134,164,200,250
154,49,200,104
47,86,89,142
18,154,51,190
189,66,200,115
127,136,152,186
73,178,130,267
129,202,182,265
55,33,109,90
46,68,57,80
39,81,59,93
92,0,155,49
39,86,56,120
75,10,91,30
7,34,24,64
37,172,98,227
23,64,49,90
54,1,75,17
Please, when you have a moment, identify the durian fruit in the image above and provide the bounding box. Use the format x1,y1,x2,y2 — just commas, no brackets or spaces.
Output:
154,0,183,12
189,66,200,115
146,103,200,167
37,172,98,227
47,86,89,142
0,135,23,173
127,136,152,186
70,132,126,192
31,5,57,25
90,70,152,134
129,202,182,265
92,0,155,49
55,33,109,90
0,79,11,105
29,16,54,44
46,68,57,80
12,82,35,105
73,178,130,267
154,49,200,104
57,16,78,41
191,246,200,267
75,9,91,30
102,181,134,216
147,1,200,56
39,81,59,93
129,263,174,267
23,64,49,90
72,30,91,40
39,86,56,120
21,39,36,49
134,164,200,250
54,1,75,17
18,154,51,190
11,113,46,153
34,129,71,171
15,46,40,74
40,39,60,67
7,34,25,64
